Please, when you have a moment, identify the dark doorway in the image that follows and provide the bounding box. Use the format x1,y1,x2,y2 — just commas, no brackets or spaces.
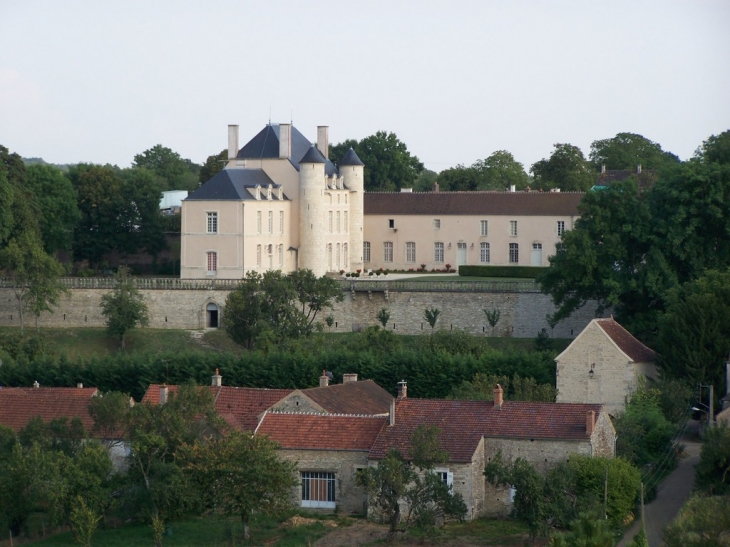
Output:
206,303,219,328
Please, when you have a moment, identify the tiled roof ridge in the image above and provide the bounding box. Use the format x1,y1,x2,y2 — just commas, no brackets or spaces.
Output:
266,410,387,418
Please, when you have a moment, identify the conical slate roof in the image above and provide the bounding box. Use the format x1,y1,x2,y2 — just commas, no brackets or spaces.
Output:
339,147,364,166
299,145,326,164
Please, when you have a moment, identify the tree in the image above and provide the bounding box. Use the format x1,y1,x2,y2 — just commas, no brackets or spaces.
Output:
696,130,730,166
413,168,438,191
437,151,530,191
330,131,424,191
199,149,228,183
484,308,501,336
0,230,67,332
589,132,680,170
695,423,730,495
377,307,391,328
663,495,730,547
358,425,466,542
69,496,103,547
0,145,28,245
288,268,344,327
24,164,81,253
99,266,149,349
531,143,597,192
549,513,615,547
132,144,199,191
180,430,297,541
89,391,132,448
424,307,441,331
117,168,167,258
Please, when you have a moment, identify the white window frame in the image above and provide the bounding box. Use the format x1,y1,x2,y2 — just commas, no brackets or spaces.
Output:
509,243,519,264
278,244,283,267
480,220,488,236
510,220,518,237
268,211,273,234
434,242,444,263
480,242,490,264
434,219,441,230
344,211,348,232
557,220,565,237
256,211,262,234
206,251,217,275
328,244,333,270
256,245,261,267
329,211,333,233
279,211,285,234
343,243,348,268
207,212,218,234
363,241,371,263
336,243,341,269
405,242,416,263
301,471,336,509
435,468,454,488
337,211,341,233
384,242,393,263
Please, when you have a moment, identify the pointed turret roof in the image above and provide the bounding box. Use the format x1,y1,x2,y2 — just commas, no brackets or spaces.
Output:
299,145,326,164
339,147,364,166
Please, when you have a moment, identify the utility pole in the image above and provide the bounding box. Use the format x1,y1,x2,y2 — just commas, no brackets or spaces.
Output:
604,465,608,520
640,482,646,537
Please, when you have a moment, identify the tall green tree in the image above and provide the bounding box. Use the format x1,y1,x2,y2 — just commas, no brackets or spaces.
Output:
24,164,81,253
329,131,424,191
437,151,530,191
288,268,344,326
663,495,730,547
694,424,730,495
589,132,680,170
118,168,167,258
99,266,149,349
132,144,200,191
199,149,228,183
531,143,597,192
695,129,730,165
180,430,297,541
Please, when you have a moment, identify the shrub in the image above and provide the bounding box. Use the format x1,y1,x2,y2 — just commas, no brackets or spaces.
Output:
459,265,548,278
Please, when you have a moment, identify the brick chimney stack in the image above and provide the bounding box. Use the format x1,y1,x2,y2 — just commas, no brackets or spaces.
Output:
586,410,595,435
320,370,329,388
211,368,222,387
493,384,503,409
160,384,168,405
343,373,358,383
397,380,407,399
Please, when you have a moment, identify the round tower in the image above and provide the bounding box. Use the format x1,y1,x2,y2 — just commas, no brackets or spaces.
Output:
298,145,327,276
340,148,365,272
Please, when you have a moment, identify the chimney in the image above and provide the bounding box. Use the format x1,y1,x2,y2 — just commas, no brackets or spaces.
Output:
33,381,40,388
586,410,595,435
228,124,239,160
509,184,516,193
211,368,222,387
160,384,168,405
601,164,606,174
76,383,83,389
397,380,407,399
279,123,291,159
493,384,503,409
319,370,329,388
343,373,358,383
637,164,642,174
432,181,440,192
317,126,329,159
389,398,396,426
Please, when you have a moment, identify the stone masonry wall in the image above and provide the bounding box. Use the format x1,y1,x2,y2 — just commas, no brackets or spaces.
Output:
0,287,601,338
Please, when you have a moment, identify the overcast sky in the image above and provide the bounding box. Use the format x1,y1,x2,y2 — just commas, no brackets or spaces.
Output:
1,0,728,173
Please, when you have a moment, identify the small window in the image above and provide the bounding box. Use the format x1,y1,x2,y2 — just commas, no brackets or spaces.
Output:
388,219,395,229
509,243,519,264
557,221,565,236
434,219,441,230
207,212,218,234
278,244,283,266
336,243,341,269
256,245,261,267
434,242,444,263
206,252,217,274
268,211,273,234
343,243,348,267
363,241,371,263
480,220,488,236
510,220,518,237
301,471,336,508
256,211,262,234
406,242,416,263
344,211,348,232
480,242,490,263
337,211,341,233
328,244,333,270
384,242,393,262
435,469,453,488
279,211,285,233
329,211,333,233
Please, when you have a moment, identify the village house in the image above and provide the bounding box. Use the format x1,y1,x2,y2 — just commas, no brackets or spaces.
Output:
555,317,658,415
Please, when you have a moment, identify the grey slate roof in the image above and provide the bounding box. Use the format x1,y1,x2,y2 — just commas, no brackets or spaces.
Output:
364,191,584,216
299,145,326,164
186,169,286,201
236,123,338,175
339,148,364,166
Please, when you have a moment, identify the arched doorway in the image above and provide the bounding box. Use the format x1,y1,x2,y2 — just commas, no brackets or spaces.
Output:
206,303,219,328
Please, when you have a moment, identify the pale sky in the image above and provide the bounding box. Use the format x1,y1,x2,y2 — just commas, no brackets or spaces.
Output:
1,0,728,173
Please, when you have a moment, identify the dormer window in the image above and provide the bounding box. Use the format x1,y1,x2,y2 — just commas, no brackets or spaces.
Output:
267,185,272,200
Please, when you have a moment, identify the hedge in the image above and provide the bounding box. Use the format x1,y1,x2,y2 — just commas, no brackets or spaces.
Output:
458,265,549,278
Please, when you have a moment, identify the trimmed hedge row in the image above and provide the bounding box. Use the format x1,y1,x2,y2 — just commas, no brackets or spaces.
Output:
458,265,549,278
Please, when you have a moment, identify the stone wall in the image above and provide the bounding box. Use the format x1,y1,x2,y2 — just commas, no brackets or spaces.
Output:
0,286,601,338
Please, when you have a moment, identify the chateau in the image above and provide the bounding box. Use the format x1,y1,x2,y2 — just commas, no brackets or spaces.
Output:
181,123,583,279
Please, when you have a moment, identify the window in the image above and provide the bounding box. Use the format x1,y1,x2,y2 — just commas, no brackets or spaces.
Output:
435,469,453,488
278,244,283,266
344,211,348,232
388,219,395,229
336,243,341,269
329,211,333,232
256,245,261,267
510,220,518,237
434,219,441,229
557,221,565,236
301,471,335,508
480,220,488,236
480,242,490,263
256,211,262,234
328,244,333,270
406,242,416,263
206,252,217,274
268,211,273,233
207,212,218,234
384,242,393,262
363,241,371,263
343,243,348,267
434,242,444,263
279,211,284,233
509,243,519,263
336,211,341,233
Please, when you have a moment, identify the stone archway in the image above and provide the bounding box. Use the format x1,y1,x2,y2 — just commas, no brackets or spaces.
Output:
206,302,220,328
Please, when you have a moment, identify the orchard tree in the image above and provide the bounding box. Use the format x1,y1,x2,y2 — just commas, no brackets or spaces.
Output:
588,132,679,170
99,266,149,349
330,131,424,191
531,143,596,192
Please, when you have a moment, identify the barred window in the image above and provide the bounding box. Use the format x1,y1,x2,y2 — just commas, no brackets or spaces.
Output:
206,252,217,273
557,221,565,236
363,241,371,263
480,242,490,263
301,471,335,508
509,243,519,263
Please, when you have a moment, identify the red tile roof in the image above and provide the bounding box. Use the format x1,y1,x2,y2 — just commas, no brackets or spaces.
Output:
369,399,604,463
595,318,656,362
257,412,388,451
0,387,99,433
302,380,393,415
364,191,583,216
595,170,657,190
142,385,293,432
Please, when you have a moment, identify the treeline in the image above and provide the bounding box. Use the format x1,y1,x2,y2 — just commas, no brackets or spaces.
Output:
0,342,555,403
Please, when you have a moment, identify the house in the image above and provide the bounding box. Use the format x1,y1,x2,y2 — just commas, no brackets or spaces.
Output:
0,385,99,433
555,317,658,415
180,123,583,280
593,165,658,191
